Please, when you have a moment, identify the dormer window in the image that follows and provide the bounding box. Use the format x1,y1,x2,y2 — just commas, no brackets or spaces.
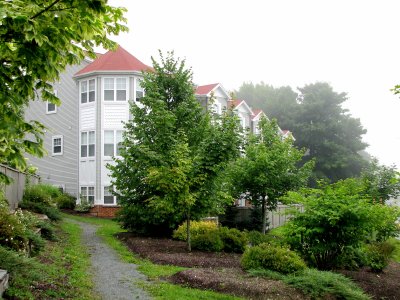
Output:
104,77,127,101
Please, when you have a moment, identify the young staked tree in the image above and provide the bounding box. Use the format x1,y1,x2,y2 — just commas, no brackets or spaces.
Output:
229,118,314,233
109,52,242,250
0,0,127,183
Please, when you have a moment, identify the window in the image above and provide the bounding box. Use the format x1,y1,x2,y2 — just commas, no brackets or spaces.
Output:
104,130,114,156
104,186,116,204
135,78,144,101
52,135,63,155
80,79,95,104
104,77,127,101
46,90,57,114
80,186,94,204
104,130,124,157
81,131,95,158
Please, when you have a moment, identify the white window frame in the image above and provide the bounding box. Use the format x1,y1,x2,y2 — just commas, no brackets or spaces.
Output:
80,131,95,158
103,77,128,102
135,78,144,102
103,130,124,157
80,186,95,204
46,90,57,114
52,135,63,156
80,79,96,104
103,186,117,205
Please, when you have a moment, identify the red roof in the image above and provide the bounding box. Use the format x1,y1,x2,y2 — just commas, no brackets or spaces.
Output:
195,83,219,95
252,109,263,118
75,45,151,76
229,99,244,108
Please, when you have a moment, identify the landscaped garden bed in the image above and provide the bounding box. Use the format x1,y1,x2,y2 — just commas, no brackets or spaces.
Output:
118,232,400,300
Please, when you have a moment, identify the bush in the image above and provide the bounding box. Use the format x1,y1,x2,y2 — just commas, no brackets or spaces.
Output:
284,268,370,300
26,230,45,256
241,243,306,274
23,184,61,205
0,210,28,252
173,220,218,241
192,231,224,252
56,193,76,210
0,246,42,299
19,201,61,221
74,198,92,213
219,227,248,253
365,241,395,272
246,230,270,246
37,221,57,241
335,246,367,270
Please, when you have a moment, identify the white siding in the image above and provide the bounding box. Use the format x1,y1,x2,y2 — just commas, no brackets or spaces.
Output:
104,104,129,128
80,105,96,130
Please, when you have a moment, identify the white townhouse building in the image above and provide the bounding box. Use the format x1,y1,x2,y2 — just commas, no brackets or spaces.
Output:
25,46,292,216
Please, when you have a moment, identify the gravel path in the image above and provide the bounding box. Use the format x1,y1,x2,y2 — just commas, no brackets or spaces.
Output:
70,219,151,300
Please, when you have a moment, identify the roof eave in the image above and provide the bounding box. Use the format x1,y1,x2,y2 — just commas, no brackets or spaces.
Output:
73,69,146,79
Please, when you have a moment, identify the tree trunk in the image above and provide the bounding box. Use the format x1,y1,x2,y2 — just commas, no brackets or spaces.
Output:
186,210,191,252
261,195,267,234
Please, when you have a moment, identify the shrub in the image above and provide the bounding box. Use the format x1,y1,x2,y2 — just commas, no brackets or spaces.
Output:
284,268,370,300
37,221,57,241
365,241,395,272
192,231,224,252
23,184,52,205
56,193,76,210
246,230,270,246
19,201,61,221
335,246,367,270
283,179,400,270
26,230,45,256
241,243,306,274
0,246,42,299
173,220,218,241
219,227,248,253
0,210,28,252
74,198,92,213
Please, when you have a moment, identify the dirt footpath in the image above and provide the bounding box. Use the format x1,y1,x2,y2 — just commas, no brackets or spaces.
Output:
71,220,151,300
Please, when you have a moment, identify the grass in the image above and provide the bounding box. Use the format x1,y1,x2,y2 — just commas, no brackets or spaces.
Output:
63,214,242,299
1,220,97,299
388,237,400,263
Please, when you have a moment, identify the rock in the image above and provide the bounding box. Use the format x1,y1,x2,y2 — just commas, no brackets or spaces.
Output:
0,269,9,297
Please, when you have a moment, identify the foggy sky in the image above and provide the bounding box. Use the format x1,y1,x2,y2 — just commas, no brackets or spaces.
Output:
109,0,400,168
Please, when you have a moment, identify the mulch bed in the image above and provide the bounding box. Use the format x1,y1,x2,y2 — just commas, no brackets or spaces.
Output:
117,232,400,300
339,261,400,300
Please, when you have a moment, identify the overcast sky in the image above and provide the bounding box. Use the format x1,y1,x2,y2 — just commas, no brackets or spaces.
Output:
109,0,400,168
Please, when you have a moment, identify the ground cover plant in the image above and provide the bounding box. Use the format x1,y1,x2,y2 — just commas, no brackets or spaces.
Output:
1,219,96,299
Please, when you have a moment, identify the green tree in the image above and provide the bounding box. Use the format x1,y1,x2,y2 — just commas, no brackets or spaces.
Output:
0,0,127,183
109,52,242,250
228,117,313,233
283,179,400,270
237,82,368,184
361,158,400,203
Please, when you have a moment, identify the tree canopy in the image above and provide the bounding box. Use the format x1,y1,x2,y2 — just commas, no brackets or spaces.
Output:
0,0,127,182
228,117,313,233
236,82,368,184
109,52,242,244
